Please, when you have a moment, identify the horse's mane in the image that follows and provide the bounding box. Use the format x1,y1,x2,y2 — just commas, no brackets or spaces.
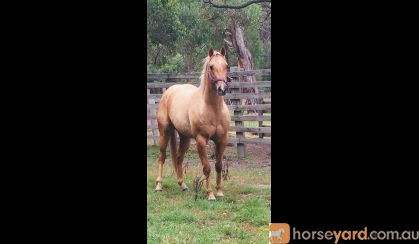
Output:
199,56,209,87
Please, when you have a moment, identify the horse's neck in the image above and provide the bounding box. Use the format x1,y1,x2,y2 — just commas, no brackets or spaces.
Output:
201,79,224,109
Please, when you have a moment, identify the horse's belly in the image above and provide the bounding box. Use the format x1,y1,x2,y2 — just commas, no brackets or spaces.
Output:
171,114,194,137
168,108,191,135
166,86,195,137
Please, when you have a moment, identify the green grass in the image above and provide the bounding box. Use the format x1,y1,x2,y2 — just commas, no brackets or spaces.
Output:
147,145,270,244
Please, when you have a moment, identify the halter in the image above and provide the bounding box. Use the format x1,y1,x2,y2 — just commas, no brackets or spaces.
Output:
208,71,232,86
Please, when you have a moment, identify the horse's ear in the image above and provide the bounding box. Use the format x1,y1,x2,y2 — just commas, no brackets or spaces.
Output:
220,46,226,56
208,48,214,57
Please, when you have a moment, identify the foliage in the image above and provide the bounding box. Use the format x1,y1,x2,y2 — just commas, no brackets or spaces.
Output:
147,0,271,73
147,54,184,76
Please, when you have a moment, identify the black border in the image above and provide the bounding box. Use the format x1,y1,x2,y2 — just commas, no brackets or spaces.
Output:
8,2,147,241
272,2,418,226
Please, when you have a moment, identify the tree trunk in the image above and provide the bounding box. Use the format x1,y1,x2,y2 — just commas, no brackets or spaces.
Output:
153,45,162,65
186,55,195,83
227,21,256,84
226,20,260,111
187,56,194,73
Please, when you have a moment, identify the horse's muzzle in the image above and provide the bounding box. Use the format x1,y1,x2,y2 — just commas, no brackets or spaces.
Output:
217,87,226,96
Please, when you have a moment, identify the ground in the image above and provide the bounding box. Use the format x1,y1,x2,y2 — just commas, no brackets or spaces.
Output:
147,143,271,243
190,142,271,168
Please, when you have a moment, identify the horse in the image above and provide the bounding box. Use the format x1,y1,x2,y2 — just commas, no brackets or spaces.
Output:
154,47,231,200
270,228,286,243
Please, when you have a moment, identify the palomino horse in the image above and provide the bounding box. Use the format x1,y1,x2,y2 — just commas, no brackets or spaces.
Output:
155,47,231,200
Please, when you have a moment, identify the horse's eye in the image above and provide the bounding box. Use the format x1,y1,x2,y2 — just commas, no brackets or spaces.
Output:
210,65,214,70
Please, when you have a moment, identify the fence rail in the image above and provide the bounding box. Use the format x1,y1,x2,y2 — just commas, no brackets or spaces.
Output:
147,114,271,122
147,69,271,79
147,69,271,157
147,123,271,134
146,81,271,89
147,92,271,100
148,103,271,112
146,135,271,146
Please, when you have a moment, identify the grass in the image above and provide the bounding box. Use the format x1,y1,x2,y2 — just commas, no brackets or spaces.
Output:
147,145,271,243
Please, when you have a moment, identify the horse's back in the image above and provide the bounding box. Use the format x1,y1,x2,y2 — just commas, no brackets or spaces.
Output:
167,84,197,95
160,84,197,105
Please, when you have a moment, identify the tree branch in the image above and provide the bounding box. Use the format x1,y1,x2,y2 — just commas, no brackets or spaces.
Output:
203,0,271,9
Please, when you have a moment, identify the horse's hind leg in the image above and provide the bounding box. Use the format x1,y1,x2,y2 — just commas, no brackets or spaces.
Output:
155,126,170,191
175,135,190,191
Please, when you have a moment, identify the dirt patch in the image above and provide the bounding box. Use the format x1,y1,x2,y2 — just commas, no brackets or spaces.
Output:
223,144,271,168
252,184,271,189
174,142,270,170
239,193,254,201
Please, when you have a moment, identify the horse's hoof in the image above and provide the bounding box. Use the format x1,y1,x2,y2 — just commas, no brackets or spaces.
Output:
155,183,162,192
208,192,216,201
155,189,162,192
179,182,189,192
216,191,224,197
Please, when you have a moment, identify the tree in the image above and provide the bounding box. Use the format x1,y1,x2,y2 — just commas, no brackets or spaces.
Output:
203,0,271,9
172,1,212,72
147,0,178,66
203,0,271,75
203,0,271,116
147,0,270,74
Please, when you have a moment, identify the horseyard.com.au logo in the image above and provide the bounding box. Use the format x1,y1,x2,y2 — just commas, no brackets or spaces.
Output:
269,223,418,243
269,223,290,243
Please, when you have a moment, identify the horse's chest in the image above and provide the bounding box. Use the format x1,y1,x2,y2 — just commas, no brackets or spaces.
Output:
201,124,217,136
194,119,225,139
191,104,228,139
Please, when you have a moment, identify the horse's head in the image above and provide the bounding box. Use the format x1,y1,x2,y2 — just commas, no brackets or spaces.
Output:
207,47,231,96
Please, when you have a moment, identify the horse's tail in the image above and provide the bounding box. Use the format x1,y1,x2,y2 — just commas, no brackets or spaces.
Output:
169,128,178,173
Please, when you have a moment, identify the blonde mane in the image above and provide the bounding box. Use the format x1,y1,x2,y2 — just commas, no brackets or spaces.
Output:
199,56,209,87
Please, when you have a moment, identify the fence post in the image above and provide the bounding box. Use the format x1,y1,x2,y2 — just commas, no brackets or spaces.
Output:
147,88,159,145
258,111,264,138
235,109,246,158
230,67,246,158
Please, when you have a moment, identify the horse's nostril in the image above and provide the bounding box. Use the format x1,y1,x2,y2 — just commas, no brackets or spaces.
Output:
218,87,226,96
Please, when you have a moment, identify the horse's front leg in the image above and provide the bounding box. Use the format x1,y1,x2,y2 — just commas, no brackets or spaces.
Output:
196,135,215,200
215,138,227,197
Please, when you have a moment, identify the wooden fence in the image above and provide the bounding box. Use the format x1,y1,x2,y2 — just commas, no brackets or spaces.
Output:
147,69,271,158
